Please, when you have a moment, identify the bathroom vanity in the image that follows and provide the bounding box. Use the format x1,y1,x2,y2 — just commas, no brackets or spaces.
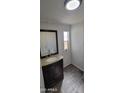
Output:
40,29,63,88
41,55,64,88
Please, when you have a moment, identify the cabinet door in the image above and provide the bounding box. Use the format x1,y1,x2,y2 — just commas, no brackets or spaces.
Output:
42,64,55,87
54,60,63,80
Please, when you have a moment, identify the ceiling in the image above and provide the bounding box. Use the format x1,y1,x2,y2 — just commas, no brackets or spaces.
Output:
40,0,84,25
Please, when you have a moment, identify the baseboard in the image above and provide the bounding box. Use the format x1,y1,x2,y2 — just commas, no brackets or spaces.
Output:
72,63,84,71
64,63,84,72
64,63,71,68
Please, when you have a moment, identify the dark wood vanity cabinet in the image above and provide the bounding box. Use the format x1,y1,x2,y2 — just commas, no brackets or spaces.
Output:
42,59,64,88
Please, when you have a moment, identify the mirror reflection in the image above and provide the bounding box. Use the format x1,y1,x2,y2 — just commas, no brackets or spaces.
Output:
40,30,58,58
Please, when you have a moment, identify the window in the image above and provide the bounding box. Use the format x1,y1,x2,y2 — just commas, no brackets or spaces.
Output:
64,31,69,50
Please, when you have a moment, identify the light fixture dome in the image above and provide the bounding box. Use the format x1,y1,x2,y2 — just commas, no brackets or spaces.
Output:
65,0,82,10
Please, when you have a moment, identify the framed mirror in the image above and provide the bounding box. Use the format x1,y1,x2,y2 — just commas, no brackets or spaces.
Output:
40,29,59,58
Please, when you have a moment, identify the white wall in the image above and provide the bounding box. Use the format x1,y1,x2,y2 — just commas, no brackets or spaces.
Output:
71,22,84,71
40,22,71,67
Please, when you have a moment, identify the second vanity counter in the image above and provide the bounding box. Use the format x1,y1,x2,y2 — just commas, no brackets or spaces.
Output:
41,54,63,67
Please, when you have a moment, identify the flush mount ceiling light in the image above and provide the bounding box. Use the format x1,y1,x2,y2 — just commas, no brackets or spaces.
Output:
65,0,82,10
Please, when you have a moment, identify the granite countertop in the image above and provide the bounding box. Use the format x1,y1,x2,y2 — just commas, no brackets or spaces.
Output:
40,54,63,67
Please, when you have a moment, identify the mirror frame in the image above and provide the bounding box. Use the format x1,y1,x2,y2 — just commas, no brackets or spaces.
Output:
40,29,59,58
